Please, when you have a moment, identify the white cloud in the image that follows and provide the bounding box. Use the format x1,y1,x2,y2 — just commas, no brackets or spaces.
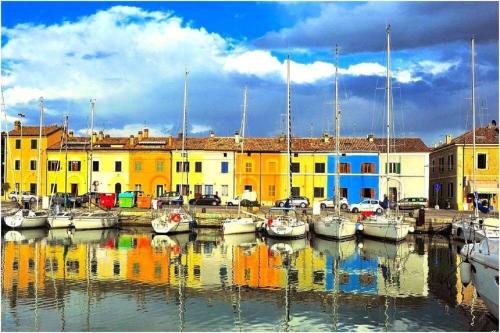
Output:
418,60,459,75
190,124,211,134
77,123,172,137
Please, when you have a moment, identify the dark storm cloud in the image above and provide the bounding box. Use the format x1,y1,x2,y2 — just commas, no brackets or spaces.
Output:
255,2,499,53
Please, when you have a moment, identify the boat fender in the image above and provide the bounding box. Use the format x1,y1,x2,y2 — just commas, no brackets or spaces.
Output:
356,223,364,231
460,260,472,286
170,213,181,223
267,218,273,226
409,226,415,233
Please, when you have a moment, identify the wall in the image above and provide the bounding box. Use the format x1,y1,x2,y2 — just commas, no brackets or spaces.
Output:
129,151,171,197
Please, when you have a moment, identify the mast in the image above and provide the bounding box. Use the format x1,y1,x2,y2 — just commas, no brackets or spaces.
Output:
88,99,95,210
37,97,44,210
471,37,478,218
238,86,248,217
181,68,189,197
1,90,7,199
385,25,391,209
64,115,69,201
334,45,341,216
286,55,292,199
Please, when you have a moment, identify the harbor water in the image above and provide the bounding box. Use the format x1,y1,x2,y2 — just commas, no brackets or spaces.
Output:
1,227,498,331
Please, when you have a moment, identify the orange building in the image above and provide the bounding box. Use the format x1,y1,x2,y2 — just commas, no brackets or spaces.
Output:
126,235,171,284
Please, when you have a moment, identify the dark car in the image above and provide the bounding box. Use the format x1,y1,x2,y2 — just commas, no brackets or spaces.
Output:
157,191,184,205
80,192,101,204
189,194,221,206
51,192,82,207
397,197,428,210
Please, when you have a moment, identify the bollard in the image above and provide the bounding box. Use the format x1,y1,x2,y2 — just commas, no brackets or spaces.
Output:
202,208,206,213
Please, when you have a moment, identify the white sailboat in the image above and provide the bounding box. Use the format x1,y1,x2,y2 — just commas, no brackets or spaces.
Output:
451,37,500,242
152,68,194,234
4,97,48,228
362,25,410,242
265,55,307,239
314,45,356,239
71,99,118,230
460,237,499,319
222,86,256,235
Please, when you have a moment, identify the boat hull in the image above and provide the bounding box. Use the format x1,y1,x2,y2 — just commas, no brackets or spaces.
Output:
72,215,118,230
47,216,73,229
362,221,410,241
313,217,356,239
152,219,191,234
222,218,256,235
4,211,48,229
266,223,306,239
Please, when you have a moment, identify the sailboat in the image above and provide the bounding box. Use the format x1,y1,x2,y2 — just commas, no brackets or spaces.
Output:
451,37,500,242
48,115,74,228
71,99,119,230
222,86,256,235
361,25,410,241
313,45,357,239
4,97,48,229
152,68,194,234
265,55,307,239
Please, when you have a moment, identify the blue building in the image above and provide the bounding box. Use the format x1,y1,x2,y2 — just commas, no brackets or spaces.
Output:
326,152,380,205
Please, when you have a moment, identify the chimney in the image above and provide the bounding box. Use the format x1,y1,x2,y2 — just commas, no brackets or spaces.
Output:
323,133,330,143
234,131,240,144
137,130,143,141
98,130,104,141
14,121,21,131
445,134,452,144
143,128,149,139
105,134,110,138
278,134,285,143
68,131,74,138
168,136,173,147
177,132,183,140
92,131,97,144
209,130,215,138
129,135,135,145
367,134,374,142
488,120,497,129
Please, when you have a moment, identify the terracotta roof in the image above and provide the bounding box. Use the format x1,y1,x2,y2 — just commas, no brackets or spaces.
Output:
450,126,499,146
373,137,431,153
9,125,62,137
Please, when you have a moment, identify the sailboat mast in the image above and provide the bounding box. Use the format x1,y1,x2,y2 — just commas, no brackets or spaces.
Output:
334,45,341,215
238,86,248,217
1,90,8,198
64,115,69,198
88,99,95,209
181,68,188,197
471,37,477,217
37,97,44,210
286,55,292,199
385,25,391,205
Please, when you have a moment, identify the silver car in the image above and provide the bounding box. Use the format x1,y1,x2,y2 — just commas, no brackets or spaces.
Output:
319,197,349,210
275,196,310,208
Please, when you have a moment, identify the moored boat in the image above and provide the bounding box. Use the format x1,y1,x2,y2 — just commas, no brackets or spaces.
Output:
4,209,48,229
152,208,193,234
362,214,411,241
71,211,119,230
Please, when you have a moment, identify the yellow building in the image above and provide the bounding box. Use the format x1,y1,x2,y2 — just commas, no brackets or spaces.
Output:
6,121,63,196
430,124,499,210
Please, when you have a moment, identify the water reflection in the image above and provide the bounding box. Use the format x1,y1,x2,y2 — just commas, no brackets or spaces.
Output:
1,229,497,331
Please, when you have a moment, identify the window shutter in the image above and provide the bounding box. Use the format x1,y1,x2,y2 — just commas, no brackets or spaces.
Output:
385,163,387,173
347,163,351,173
396,163,401,174
370,189,375,198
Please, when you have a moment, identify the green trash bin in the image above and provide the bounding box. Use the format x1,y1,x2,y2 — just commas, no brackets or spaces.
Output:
118,192,135,208
118,235,133,249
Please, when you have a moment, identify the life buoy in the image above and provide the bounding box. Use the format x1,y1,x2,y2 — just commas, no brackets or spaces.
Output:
169,213,181,223
267,218,273,226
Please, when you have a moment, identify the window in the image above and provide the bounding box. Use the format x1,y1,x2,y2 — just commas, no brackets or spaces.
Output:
245,162,252,173
244,185,253,192
30,160,37,171
294,153,298,157
268,185,276,196
93,161,99,172
156,161,164,172
113,261,120,276
195,162,202,173
291,187,300,196
221,185,228,196
14,160,20,170
361,188,375,198
31,139,37,149
221,162,229,173
268,161,277,172
194,185,202,197
386,162,401,174
432,159,435,173
176,161,189,172
338,163,351,173
247,152,251,156
361,163,375,174
315,163,325,173
477,153,487,169
447,182,454,198
447,154,454,171
438,157,444,172
30,183,37,194
135,184,142,191
68,161,81,171
223,152,227,157
48,160,60,171
291,162,300,173
205,185,213,195
314,187,324,198
134,161,141,171
15,139,21,149
115,161,122,172
176,184,189,196
50,183,57,193
340,188,348,198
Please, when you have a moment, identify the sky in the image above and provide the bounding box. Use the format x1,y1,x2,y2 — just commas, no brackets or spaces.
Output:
1,1,498,146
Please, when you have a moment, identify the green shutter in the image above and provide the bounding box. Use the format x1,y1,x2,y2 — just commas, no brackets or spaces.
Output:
396,163,401,174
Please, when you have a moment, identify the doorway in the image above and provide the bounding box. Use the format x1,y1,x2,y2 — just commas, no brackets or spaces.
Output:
71,183,78,196
115,183,122,195
156,185,164,197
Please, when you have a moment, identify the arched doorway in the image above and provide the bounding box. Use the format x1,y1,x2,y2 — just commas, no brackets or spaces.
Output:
115,183,122,195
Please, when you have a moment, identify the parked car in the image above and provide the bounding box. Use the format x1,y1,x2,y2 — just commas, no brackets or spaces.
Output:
80,192,101,204
189,194,221,206
157,191,184,205
275,196,310,208
51,192,82,207
319,197,349,210
8,191,38,202
226,191,259,207
349,198,384,214
397,197,428,210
